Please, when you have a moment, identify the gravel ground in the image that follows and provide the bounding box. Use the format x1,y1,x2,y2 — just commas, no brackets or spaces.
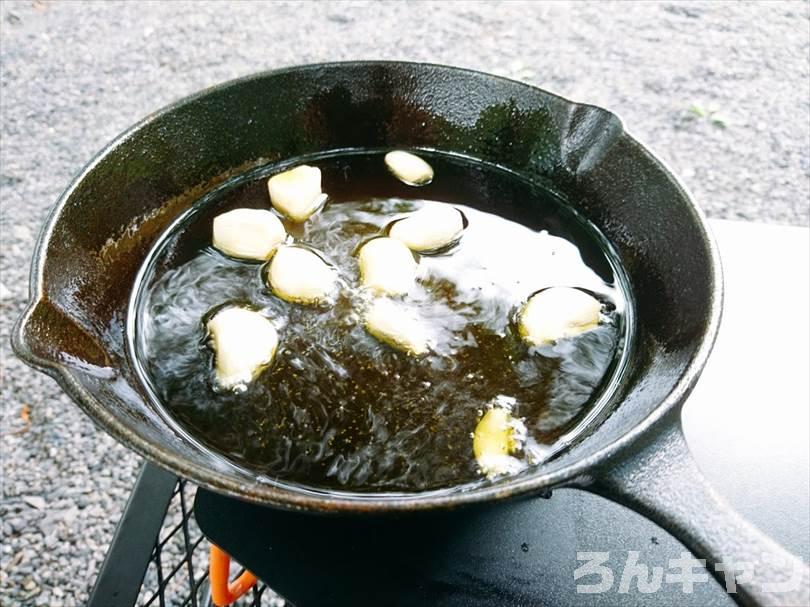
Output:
0,1,808,605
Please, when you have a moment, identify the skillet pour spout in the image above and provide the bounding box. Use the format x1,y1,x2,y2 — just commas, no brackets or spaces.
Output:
12,62,808,606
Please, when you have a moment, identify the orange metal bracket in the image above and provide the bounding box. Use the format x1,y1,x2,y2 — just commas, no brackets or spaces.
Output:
209,545,258,606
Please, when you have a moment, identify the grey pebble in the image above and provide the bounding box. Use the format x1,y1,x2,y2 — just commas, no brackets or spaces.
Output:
43,535,59,550
8,519,25,534
22,496,46,510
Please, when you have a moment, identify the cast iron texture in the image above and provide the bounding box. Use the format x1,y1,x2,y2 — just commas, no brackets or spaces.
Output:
592,413,809,607
12,62,719,511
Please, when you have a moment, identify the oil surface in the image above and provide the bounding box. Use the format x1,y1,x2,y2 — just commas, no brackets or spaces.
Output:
133,151,629,492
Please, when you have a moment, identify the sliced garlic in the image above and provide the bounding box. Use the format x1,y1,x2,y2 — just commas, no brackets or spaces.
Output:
212,208,287,261
364,298,428,355
206,306,279,390
473,407,525,477
357,237,418,296
384,150,434,186
389,204,465,253
267,165,325,222
267,245,337,304
518,287,601,347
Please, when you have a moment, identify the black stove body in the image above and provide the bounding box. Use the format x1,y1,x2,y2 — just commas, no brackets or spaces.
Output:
194,484,737,607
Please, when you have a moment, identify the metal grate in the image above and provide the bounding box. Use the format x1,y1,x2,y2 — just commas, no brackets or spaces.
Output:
136,480,284,607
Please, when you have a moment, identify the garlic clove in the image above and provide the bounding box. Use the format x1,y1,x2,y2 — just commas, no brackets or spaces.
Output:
267,245,337,304
384,150,434,186
206,306,279,390
389,204,465,253
518,287,601,347
357,237,418,296
212,208,287,261
267,165,325,222
473,407,524,477
364,298,428,356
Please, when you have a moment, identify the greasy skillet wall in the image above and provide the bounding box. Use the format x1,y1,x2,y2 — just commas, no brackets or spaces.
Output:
21,62,715,493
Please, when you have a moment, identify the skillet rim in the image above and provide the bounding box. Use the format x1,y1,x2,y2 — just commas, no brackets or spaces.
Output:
11,60,723,513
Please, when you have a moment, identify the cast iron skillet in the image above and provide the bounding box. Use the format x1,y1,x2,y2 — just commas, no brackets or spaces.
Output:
11,62,808,606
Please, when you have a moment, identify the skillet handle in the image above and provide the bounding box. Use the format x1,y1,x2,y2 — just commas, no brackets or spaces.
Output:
588,418,809,607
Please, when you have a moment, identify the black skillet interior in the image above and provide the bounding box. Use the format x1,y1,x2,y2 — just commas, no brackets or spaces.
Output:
13,62,718,511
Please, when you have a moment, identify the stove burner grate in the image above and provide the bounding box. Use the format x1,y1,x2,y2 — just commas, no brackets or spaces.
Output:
87,463,284,607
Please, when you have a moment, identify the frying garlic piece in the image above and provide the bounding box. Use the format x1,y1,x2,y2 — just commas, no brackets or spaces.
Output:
389,204,465,253
518,287,601,346
473,407,525,477
364,298,428,355
267,165,326,222
384,150,434,186
206,306,279,390
212,208,286,261
357,237,418,296
267,245,337,304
